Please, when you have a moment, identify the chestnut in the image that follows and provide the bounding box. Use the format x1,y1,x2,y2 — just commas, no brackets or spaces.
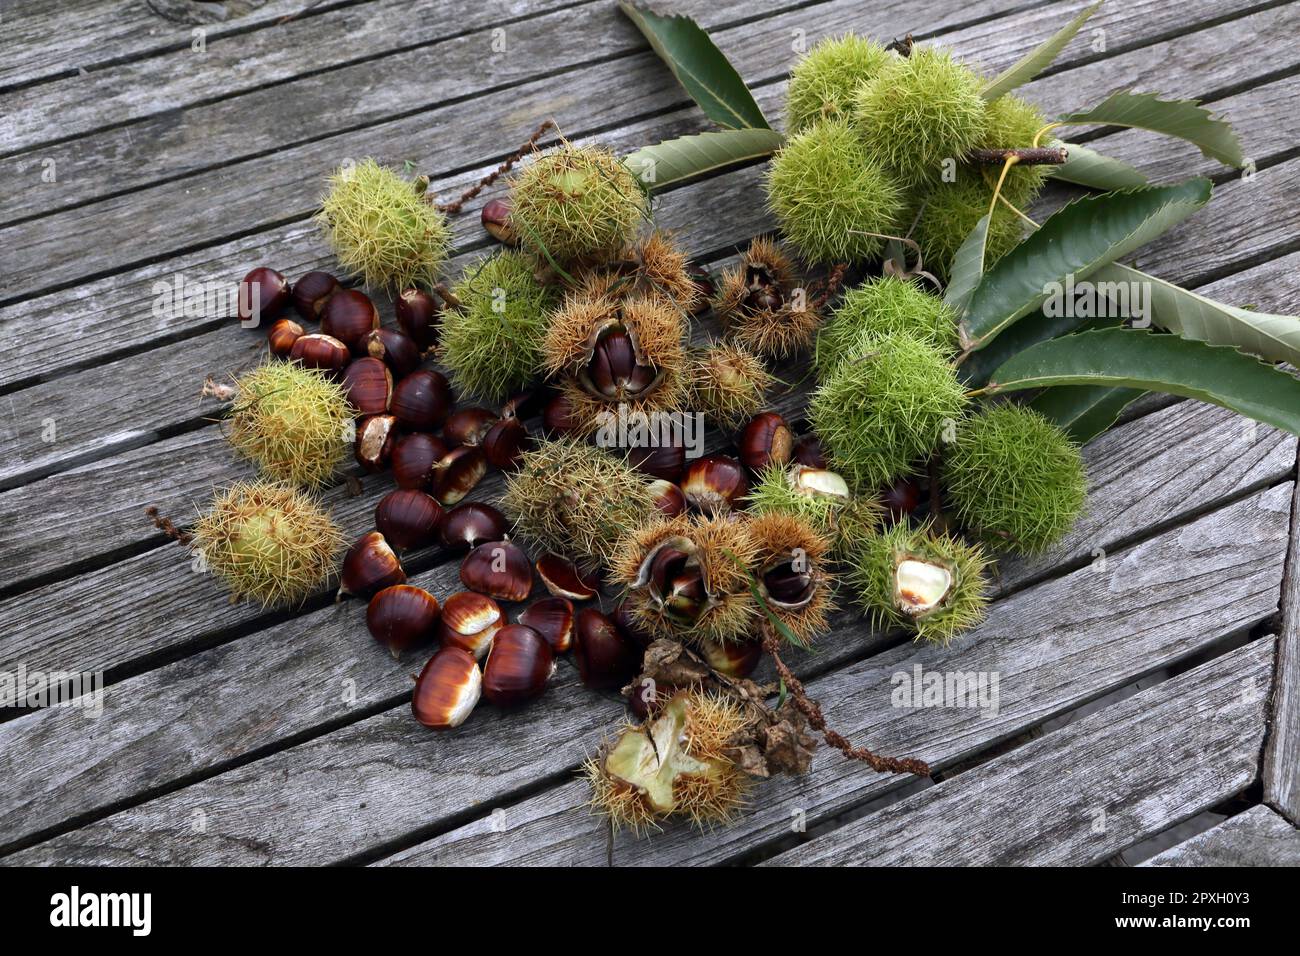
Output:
482,415,530,470
429,445,487,506
337,531,405,601
648,479,686,517
792,434,826,469
739,412,793,472
443,406,497,447
481,624,553,707
792,466,850,501
237,266,290,326
535,553,598,601
681,455,747,513
440,502,508,552
289,332,350,375
480,197,516,244
519,597,575,653
291,270,339,320
321,288,380,352
685,262,715,316
573,607,640,690
367,585,440,656
375,489,444,552
627,442,686,483
460,539,532,603
363,328,421,378
396,287,440,350
391,433,449,490
880,477,922,522
699,636,762,679
611,599,654,649
390,369,453,431
412,646,481,729
341,357,393,416
267,317,304,357
542,393,582,436
355,413,399,472
438,591,504,659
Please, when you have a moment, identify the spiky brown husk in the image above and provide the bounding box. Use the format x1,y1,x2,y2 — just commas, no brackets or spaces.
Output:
748,511,835,645
191,480,345,607
688,343,773,428
713,238,821,360
573,231,703,313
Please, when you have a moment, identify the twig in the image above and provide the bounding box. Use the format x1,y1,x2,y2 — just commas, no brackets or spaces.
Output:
968,146,1068,166
435,119,557,215
145,507,192,545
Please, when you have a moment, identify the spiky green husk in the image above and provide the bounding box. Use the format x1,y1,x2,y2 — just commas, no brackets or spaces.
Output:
502,438,654,567
786,34,893,133
747,464,883,560
441,251,557,401
849,521,989,644
191,480,345,607
584,691,748,834
910,175,1025,281
766,118,904,263
226,360,353,488
688,343,773,428
853,48,989,186
509,143,646,263
978,93,1051,208
943,404,1087,553
816,276,958,374
810,332,967,492
316,159,451,290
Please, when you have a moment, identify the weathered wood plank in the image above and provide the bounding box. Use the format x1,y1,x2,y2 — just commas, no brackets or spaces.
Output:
1263,461,1300,823
377,488,1292,865
1141,805,1300,866
7,0,1294,303
0,0,1231,225
763,637,1274,866
8,483,1284,865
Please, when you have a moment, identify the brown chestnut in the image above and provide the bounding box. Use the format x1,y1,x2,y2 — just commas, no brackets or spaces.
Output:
363,328,421,378
481,624,553,707
341,357,393,416
321,288,380,352
396,287,440,350
460,539,532,603
390,369,453,431
647,479,686,517
375,489,444,552
685,262,715,316
289,332,350,375
237,266,290,326
627,442,686,483
429,445,487,506
412,646,481,729
367,585,440,656
880,477,922,522
480,197,516,245
542,393,582,436
355,413,398,472
391,433,450,490
611,599,654,649
681,454,747,513
443,406,497,447
440,502,508,552
519,597,575,653
739,412,793,472
792,434,827,469
267,317,304,357
337,531,405,601
438,591,504,659
573,607,640,690
699,636,762,679
482,415,530,469
535,553,599,601
291,270,339,320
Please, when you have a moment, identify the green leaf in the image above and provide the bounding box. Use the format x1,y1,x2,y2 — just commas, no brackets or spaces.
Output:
943,213,991,318
1048,140,1148,190
618,2,770,130
957,178,1211,351
1090,261,1300,366
1057,91,1244,167
982,0,1104,102
985,328,1300,435
1028,384,1145,444
960,307,1124,388
623,128,784,192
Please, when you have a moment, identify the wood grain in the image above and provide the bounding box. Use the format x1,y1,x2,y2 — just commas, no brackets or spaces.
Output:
1263,460,1300,822
1141,805,1300,866
763,637,1274,866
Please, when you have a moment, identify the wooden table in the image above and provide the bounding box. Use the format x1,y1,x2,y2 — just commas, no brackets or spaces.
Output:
1,0,1297,867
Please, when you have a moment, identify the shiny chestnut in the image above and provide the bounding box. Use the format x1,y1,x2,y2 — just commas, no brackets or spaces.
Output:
443,407,497,447
573,607,640,690
391,433,449,490
396,288,440,350
321,288,380,352
460,539,532,603
648,479,686,517
482,415,530,470
337,532,405,600
612,599,654,649
739,412,793,472
267,317,304,357
535,553,598,601
699,636,762,679
291,270,339,320
289,332,350,375
519,597,575,653
481,624,553,707
681,455,747,513
412,646,481,729
480,197,516,244
341,357,393,416
354,414,398,472
792,434,826,469
429,445,487,506
440,502,508,552
627,443,686,483
367,585,440,656
543,393,582,436
237,266,290,325
390,369,453,431
438,591,504,659
374,489,444,552
363,328,421,378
